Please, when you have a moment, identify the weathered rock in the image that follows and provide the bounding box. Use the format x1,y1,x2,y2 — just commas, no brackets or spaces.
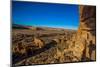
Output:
12,5,96,66
72,5,96,61
33,37,45,48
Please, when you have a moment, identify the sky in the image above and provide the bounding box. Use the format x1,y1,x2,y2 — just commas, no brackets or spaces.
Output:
12,1,80,30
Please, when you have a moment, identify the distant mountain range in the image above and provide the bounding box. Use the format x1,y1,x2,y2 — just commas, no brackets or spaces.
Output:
13,24,65,30
12,24,76,31
12,24,32,29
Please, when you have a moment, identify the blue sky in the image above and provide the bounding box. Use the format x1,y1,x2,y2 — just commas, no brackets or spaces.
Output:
12,1,80,30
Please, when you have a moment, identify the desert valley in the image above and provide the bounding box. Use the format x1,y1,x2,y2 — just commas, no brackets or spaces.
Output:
12,5,96,66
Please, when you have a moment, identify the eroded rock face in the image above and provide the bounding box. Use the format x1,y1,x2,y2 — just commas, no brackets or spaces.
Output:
33,37,45,48
12,5,96,66
72,5,96,61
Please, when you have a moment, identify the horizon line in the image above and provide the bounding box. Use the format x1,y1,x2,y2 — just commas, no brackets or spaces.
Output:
13,23,78,30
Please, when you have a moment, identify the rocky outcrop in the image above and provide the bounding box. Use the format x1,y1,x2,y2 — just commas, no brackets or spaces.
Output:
33,37,45,48
12,5,96,66
71,5,96,61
